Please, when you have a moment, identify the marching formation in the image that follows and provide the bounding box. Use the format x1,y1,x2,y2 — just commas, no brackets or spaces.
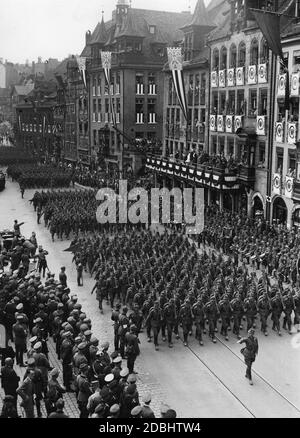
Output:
7,165,73,189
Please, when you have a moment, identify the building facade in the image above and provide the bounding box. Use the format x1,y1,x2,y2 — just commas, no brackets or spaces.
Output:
272,12,300,227
84,0,193,174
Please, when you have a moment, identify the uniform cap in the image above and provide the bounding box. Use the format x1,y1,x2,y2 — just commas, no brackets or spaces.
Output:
27,357,36,367
120,367,129,378
101,341,109,350
113,356,122,364
104,373,114,383
127,374,137,384
61,322,68,328
131,405,143,416
109,404,120,415
71,295,78,301
126,384,136,394
78,342,87,350
142,392,151,404
33,341,42,350
75,336,82,343
79,363,88,371
34,317,42,323
16,315,24,320
57,303,64,308
29,336,38,343
84,329,92,337
16,303,23,310
19,284,25,290
64,331,72,337
74,303,82,309
90,336,99,345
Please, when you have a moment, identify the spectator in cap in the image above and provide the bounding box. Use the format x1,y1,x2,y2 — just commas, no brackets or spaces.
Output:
131,405,143,418
59,267,67,288
45,368,66,417
16,367,35,418
125,324,140,374
160,403,171,418
77,362,92,418
86,381,102,417
23,358,44,417
0,357,20,409
141,392,155,418
12,315,28,366
120,382,139,418
108,403,120,419
48,398,69,418
111,356,122,379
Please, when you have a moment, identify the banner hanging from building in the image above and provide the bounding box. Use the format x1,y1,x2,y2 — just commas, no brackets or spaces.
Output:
101,51,116,127
167,47,188,123
250,9,284,61
76,56,87,88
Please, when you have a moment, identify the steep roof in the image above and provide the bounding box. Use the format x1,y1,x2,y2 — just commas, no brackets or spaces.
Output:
90,18,108,45
116,9,147,38
182,0,215,28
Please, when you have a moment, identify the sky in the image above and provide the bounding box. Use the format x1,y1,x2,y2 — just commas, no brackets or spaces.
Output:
0,0,211,65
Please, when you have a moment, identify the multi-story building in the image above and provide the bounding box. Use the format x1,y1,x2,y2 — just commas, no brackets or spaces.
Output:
205,0,277,215
272,10,300,227
84,0,193,174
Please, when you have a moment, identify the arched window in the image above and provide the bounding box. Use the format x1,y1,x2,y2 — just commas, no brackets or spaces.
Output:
220,46,227,69
212,48,219,70
238,41,246,66
229,43,237,68
260,38,269,63
250,38,259,65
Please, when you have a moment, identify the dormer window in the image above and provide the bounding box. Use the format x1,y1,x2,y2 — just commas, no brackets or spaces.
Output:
149,25,156,35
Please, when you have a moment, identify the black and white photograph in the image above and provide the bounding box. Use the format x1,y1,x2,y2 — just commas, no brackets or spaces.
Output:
0,0,300,423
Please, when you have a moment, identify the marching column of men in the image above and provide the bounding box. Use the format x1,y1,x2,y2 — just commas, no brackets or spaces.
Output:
72,227,300,356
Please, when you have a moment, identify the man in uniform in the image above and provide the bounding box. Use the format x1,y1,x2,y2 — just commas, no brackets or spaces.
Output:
230,294,244,339
111,303,121,352
243,294,257,332
163,298,177,348
219,295,231,341
257,292,271,336
145,301,162,351
125,324,140,374
178,300,193,347
271,291,284,335
204,297,218,343
283,289,295,334
77,363,92,418
237,328,258,385
192,297,205,346
60,331,74,391
118,307,130,359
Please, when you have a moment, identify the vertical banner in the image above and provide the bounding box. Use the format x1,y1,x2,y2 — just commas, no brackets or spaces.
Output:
42,115,46,136
167,47,188,123
76,56,87,88
101,51,116,127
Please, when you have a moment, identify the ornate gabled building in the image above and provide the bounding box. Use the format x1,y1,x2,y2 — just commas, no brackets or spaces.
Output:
83,0,193,174
271,4,300,227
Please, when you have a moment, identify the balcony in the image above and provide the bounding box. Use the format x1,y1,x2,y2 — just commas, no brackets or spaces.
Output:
277,74,286,98
145,155,240,190
248,65,257,85
258,63,268,83
287,122,297,144
219,70,226,88
217,115,224,132
272,172,282,195
227,68,235,87
136,84,144,95
211,71,218,88
275,122,284,142
148,84,157,95
236,67,244,86
291,72,300,97
256,115,266,136
136,113,144,124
